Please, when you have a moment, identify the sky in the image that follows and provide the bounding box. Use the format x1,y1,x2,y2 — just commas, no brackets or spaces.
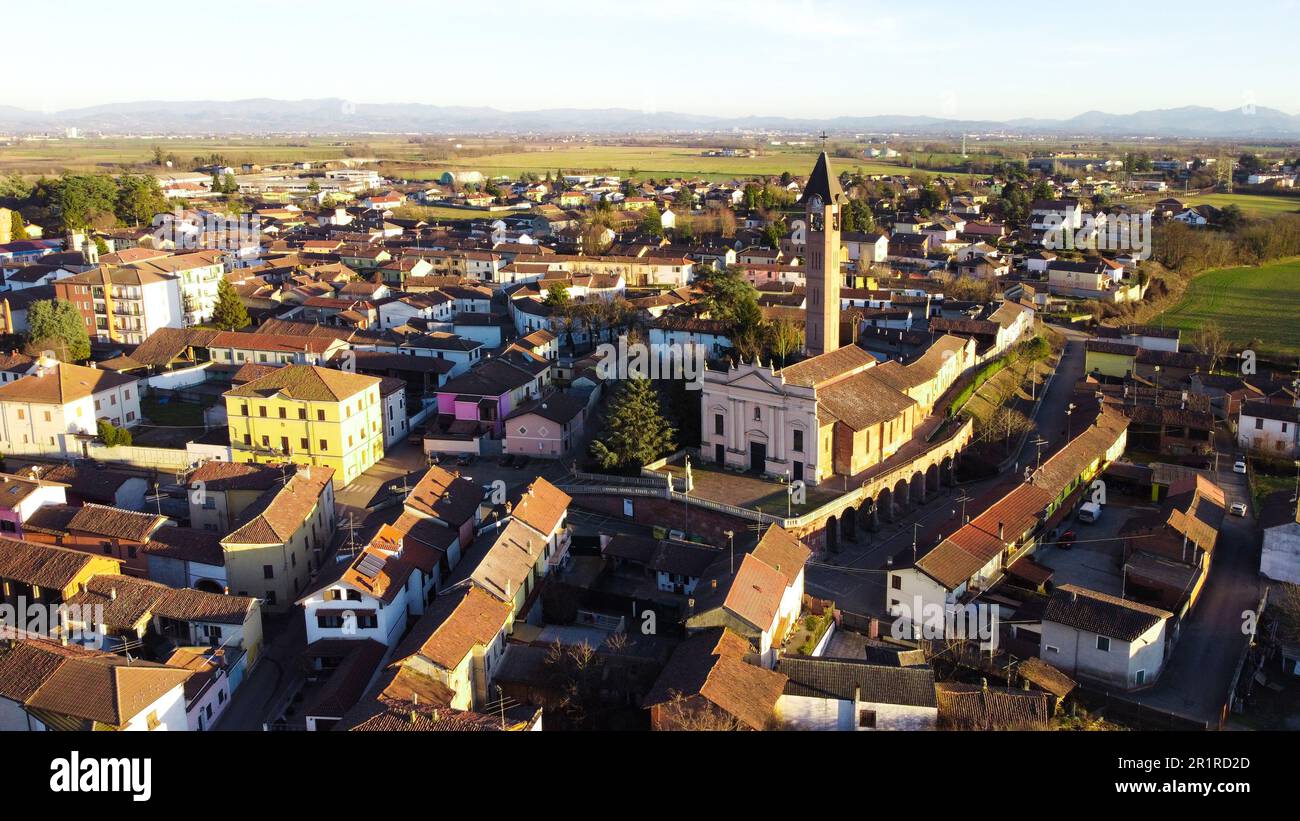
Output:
5,0,1297,120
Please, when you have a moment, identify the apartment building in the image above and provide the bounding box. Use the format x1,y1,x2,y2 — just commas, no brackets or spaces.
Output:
223,365,384,485
53,266,183,345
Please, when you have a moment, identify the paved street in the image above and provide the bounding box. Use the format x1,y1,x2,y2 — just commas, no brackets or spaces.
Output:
806,327,1090,616
1106,462,1263,727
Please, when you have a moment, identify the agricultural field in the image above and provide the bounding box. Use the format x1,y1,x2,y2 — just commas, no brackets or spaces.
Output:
1156,256,1300,357
0,136,424,175
1186,192,1300,217
386,144,924,182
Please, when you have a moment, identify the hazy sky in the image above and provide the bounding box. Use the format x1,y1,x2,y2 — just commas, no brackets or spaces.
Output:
7,0,1296,119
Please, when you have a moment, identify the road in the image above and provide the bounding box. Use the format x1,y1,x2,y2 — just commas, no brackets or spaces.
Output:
1104,452,1263,727
806,327,1090,616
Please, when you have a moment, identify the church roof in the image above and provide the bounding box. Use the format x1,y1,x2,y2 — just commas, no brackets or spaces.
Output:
801,152,842,205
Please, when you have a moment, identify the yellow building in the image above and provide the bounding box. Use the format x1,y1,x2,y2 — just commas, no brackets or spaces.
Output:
1084,340,1139,379
224,365,384,486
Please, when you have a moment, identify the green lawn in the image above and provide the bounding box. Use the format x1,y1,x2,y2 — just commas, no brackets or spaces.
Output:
1157,257,1300,357
141,395,206,427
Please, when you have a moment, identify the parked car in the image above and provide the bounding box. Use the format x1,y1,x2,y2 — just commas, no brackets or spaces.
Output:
1233,460,1248,474
499,454,516,468
1077,501,1102,523
1230,502,1248,517
1058,530,1076,549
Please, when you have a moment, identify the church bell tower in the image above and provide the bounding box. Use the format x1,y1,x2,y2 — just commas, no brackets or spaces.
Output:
802,151,843,357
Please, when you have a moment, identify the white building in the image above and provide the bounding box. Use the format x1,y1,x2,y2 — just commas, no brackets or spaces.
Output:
775,657,938,730
1040,585,1171,690
1237,401,1300,458
0,360,142,457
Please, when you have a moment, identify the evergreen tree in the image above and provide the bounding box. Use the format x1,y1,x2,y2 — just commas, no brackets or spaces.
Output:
211,278,251,330
27,299,90,361
589,377,676,470
9,209,25,241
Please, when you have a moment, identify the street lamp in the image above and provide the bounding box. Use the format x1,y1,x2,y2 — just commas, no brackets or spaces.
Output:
724,529,735,574
1153,365,1161,403
1065,402,1077,441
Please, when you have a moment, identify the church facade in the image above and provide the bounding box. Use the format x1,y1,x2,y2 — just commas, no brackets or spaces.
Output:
699,153,992,486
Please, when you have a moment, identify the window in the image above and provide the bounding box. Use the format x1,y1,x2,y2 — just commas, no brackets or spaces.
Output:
858,709,877,729
265,591,277,606
259,406,267,417
300,437,309,449
1255,417,1264,430
263,565,274,580
1134,669,1146,685
299,408,307,420
1045,644,1060,653
753,406,761,421
43,411,51,422
1096,636,1111,652
793,429,804,452
279,407,287,419
714,414,724,436
317,409,326,421
890,575,901,590
320,439,328,451
15,409,22,420
240,404,248,416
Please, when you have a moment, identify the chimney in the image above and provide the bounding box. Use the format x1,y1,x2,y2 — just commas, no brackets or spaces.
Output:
997,522,1004,541
981,678,988,692
110,587,117,601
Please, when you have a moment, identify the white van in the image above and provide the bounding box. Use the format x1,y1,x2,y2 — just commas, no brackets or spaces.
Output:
1077,501,1102,524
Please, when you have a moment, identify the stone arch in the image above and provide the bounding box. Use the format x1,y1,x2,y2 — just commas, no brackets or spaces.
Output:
841,505,857,542
892,477,910,514
911,471,928,504
941,454,955,486
877,486,893,523
926,462,941,495
825,513,840,552
194,578,224,595
861,496,879,532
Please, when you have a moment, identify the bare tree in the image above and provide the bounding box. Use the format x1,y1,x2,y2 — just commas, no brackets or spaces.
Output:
1194,320,1230,374
768,319,803,365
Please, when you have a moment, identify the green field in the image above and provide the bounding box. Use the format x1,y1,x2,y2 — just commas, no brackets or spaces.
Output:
1157,257,1300,357
1188,192,1300,217
0,137,942,182
387,144,925,182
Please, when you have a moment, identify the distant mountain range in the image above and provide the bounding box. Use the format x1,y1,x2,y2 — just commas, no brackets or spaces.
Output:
1,100,1298,139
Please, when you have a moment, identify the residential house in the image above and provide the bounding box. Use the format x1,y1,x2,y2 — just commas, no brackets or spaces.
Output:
1040,584,1172,690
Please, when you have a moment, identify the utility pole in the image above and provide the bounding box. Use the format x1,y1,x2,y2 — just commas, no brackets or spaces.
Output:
724,529,735,574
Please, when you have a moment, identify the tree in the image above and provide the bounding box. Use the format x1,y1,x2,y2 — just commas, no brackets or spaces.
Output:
211,278,251,330
640,205,664,237
543,282,570,308
115,175,168,227
27,299,90,362
768,318,804,365
589,376,676,470
51,174,118,231
9,209,26,241
1194,321,1230,373
97,419,132,448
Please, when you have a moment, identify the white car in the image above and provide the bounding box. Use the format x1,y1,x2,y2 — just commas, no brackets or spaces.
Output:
1230,502,1248,517
1233,460,1247,474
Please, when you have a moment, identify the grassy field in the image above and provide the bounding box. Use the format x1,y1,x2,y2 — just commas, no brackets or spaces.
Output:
1187,192,1300,217
1157,256,1300,356
0,136,944,182
385,144,926,182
